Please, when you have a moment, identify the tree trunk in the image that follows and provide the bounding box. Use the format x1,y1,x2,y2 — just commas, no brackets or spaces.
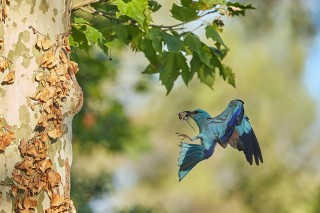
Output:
0,0,82,212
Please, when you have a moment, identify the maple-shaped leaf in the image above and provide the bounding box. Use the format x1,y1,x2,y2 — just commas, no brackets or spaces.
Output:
114,0,150,27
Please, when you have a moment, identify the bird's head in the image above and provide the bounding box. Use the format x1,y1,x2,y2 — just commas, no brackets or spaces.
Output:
178,109,211,124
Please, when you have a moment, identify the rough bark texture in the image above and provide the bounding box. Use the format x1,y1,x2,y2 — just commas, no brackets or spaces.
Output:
0,0,82,212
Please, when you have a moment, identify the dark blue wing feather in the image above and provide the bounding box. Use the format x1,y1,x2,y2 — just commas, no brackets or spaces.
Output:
235,116,263,165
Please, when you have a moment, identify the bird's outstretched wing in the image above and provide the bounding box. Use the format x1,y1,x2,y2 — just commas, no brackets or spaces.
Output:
208,100,263,165
229,116,263,165
178,143,213,181
208,99,244,143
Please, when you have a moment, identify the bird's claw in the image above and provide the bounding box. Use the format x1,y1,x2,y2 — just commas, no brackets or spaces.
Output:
176,132,192,141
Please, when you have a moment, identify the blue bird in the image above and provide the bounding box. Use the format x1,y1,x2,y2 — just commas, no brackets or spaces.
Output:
176,99,263,181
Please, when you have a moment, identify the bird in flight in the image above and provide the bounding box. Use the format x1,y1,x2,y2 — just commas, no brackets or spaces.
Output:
176,99,263,181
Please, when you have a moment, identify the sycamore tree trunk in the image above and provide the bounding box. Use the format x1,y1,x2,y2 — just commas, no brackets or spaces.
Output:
0,0,82,212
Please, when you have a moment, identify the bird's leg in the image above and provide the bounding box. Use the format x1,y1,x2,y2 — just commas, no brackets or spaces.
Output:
176,132,192,141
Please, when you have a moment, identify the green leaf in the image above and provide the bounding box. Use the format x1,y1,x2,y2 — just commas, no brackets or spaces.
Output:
161,32,182,53
99,25,114,41
73,17,89,25
178,57,191,85
171,3,198,22
159,53,179,92
181,0,192,7
143,52,191,95
190,52,201,79
130,33,143,51
72,17,103,46
205,25,227,48
149,28,162,52
221,65,236,87
184,33,201,54
210,49,224,72
149,0,161,12
70,27,89,50
190,51,216,88
114,25,141,44
159,52,189,94
142,64,159,74
197,65,215,88
98,42,109,56
115,0,149,27
113,25,129,43
140,39,158,64
85,26,103,45
184,33,211,67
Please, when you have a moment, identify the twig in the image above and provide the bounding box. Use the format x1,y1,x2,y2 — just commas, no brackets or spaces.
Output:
200,9,219,18
190,22,206,33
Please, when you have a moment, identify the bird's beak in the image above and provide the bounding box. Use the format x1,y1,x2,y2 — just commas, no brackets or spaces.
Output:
184,111,192,117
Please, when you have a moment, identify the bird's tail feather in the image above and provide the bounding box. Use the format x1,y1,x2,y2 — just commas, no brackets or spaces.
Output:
178,143,205,181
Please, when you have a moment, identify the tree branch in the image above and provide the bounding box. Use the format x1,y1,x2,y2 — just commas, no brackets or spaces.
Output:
79,7,120,22
73,2,218,31
72,0,102,11
76,7,185,31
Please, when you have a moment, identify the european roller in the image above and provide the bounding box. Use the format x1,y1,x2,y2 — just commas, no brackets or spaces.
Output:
176,99,263,181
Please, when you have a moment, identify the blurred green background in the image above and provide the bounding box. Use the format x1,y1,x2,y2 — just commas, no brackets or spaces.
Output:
70,0,320,212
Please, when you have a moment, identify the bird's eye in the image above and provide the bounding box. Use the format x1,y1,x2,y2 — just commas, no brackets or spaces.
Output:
194,110,199,114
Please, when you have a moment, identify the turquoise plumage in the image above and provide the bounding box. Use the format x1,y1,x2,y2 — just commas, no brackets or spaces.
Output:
177,99,263,181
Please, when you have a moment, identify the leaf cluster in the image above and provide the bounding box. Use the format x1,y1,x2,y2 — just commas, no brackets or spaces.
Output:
71,0,254,94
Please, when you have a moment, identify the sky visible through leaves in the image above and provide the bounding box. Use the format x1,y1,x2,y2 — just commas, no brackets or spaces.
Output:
304,0,320,104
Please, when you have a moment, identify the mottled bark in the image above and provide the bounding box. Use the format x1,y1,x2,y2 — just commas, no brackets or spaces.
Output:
0,0,82,212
